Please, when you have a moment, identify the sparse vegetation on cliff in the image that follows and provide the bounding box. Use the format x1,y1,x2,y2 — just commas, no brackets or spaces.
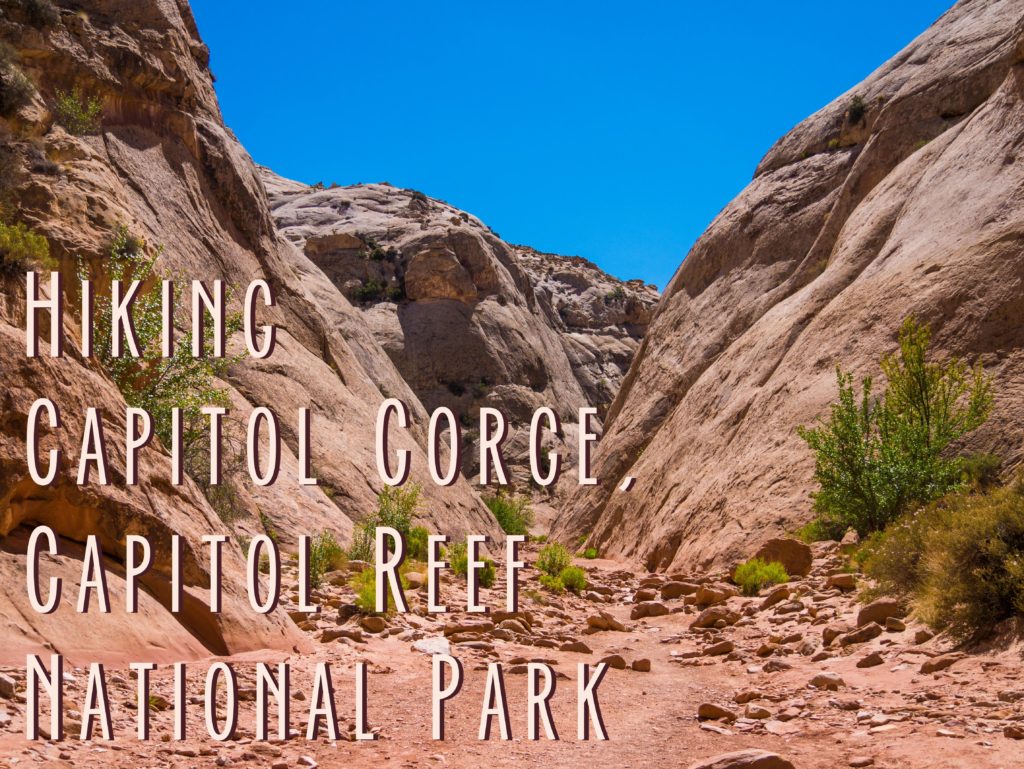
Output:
0,221,48,275
54,87,102,135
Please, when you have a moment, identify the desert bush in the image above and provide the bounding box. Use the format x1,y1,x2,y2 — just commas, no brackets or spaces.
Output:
582,547,598,559
442,541,494,586
733,558,789,596
348,483,421,562
798,317,992,538
54,87,102,135
477,557,496,589
559,565,587,594
863,481,1024,640
0,221,48,275
960,452,1002,491
308,530,344,589
447,541,468,576
847,95,866,123
536,542,572,577
484,490,534,535
539,574,563,593
407,525,429,561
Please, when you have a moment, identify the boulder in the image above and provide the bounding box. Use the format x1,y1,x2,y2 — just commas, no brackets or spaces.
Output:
687,750,795,769
857,598,903,627
630,601,671,620
754,539,813,577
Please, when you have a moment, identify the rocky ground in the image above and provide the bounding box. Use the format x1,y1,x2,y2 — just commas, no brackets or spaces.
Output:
0,539,1021,769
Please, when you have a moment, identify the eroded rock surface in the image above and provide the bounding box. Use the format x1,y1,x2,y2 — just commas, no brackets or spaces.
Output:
556,0,1024,570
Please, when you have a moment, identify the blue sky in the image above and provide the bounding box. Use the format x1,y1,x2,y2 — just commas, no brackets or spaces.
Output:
191,1,953,289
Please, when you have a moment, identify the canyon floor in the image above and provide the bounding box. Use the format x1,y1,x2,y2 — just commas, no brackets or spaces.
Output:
0,537,1022,769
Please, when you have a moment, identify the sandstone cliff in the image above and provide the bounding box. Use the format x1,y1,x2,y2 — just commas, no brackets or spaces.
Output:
263,173,658,481
555,0,1024,570
0,0,500,662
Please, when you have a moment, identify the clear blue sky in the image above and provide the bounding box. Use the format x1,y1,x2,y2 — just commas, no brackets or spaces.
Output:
191,1,954,289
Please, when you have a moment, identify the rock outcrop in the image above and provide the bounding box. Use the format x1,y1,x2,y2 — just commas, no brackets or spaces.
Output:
263,173,658,479
555,0,1024,569
0,0,500,661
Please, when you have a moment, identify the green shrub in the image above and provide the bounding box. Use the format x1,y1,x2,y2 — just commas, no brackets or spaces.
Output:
447,541,468,576
477,557,496,589
848,95,866,124
582,547,598,559
484,491,534,535
539,574,563,592
604,285,626,303
350,564,411,614
960,452,1002,491
348,483,421,562
308,530,344,588
442,541,493,586
798,317,992,538
54,87,103,135
536,542,572,577
558,566,587,594
81,226,245,502
733,558,789,596
0,221,49,274
863,482,1024,640
407,525,429,561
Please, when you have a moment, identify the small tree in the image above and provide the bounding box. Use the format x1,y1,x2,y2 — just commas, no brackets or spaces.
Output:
81,226,245,505
798,317,992,537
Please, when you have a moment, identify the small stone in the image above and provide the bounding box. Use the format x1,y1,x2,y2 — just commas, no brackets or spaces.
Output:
754,538,812,576
686,749,795,769
884,617,906,632
856,598,902,627
856,652,884,668
631,658,651,672
826,573,856,591
586,612,627,632
914,628,935,644
920,652,965,674
599,654,627,670
691,605,740,629
809,672,844,691
695,583,739,606
697,703,738,721
0,674,15,699
745,704,771,719
559,640,592,654
704,640,735,656
839,622,883,646
412,637,451,655
631,601,670,620
661,581,699,599
848,756,874,767
734,690,761,704
359,615,387,633
1004,724,1024,740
